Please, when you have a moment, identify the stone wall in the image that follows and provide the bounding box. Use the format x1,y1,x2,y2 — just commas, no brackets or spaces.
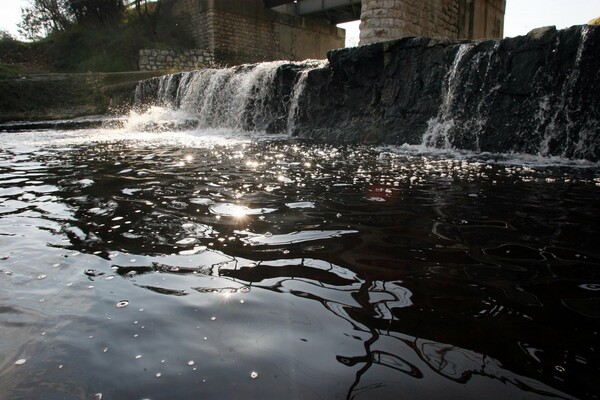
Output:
294,25,599,160
167,0,214,50
139,49,216,71
360,0,505,45
459,0,505,39
164,0,345,65
360,0,459,44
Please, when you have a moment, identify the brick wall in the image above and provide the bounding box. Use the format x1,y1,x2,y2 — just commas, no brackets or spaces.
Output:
139,49,216,71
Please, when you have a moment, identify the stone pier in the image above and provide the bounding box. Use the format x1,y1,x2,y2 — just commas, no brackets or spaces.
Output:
360,0,506,45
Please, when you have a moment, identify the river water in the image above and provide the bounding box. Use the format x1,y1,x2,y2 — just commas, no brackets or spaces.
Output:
1,118,599,399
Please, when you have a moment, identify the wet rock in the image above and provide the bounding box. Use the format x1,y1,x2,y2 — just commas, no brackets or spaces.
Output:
294,25,600,160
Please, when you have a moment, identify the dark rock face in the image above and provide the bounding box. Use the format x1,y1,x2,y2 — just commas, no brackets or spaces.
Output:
294,25,600,160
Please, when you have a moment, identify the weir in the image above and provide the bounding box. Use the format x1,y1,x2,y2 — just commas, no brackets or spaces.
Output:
133,25,600,161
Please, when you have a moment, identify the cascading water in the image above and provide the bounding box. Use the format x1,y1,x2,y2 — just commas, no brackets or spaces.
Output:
422,43,474,149
537,26,593,158
129,25,599,162
133,60,328,134
286,60,327,135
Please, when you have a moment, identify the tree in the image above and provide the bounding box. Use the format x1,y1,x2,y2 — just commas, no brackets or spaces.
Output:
67,0,126,24
18,0,71,40
19,0,129,40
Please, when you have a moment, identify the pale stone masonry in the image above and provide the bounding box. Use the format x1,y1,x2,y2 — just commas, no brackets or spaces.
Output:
138,49,216,71
360,0,505,45
164,0,345,66
150,0,505,67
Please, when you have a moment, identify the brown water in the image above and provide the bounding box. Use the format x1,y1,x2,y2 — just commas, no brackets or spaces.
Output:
1,126,599,399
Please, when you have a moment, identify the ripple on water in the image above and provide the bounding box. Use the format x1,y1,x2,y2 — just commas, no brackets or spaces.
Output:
241,230,359,246
208,203,278,217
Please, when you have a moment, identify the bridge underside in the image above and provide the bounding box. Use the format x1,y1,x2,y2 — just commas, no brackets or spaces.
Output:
264,0,361,24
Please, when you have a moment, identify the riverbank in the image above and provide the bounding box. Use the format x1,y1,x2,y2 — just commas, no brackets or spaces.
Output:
0,71,163,123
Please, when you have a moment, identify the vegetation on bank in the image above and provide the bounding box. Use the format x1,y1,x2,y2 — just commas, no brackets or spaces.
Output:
0,0,193,74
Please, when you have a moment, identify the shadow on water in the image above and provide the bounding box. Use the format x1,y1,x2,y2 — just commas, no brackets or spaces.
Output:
1,132,599,399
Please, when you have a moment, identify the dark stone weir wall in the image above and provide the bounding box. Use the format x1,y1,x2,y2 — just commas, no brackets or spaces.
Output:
296,25,599,160
134,25,600,161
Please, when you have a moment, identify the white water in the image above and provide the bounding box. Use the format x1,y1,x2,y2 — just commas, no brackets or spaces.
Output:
422,43,474,149
134,60,328,134
287,60,328,135
538,26,592,159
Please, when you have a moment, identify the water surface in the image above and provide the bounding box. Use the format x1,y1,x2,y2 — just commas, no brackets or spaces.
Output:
1,126,599,399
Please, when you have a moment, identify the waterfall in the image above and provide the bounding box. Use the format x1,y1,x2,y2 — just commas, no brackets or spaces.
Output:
537,26,593,159
415,25,599,160
286,60,327,135
129,25,599,161
422,43,474,149
133,60,328,133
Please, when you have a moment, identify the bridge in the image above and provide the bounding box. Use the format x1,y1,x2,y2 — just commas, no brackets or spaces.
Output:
264,0,505,43
264,0,362,25
164,0,505,66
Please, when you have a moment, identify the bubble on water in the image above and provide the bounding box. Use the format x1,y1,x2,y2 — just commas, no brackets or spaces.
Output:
37,274,46,280
580,284,600,291
116,300,129,308
555,365,565,372
176,238,197,245
250,371,258,379
188,360,195,366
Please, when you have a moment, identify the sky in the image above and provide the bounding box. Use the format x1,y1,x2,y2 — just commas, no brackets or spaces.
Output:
1,0,599,42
